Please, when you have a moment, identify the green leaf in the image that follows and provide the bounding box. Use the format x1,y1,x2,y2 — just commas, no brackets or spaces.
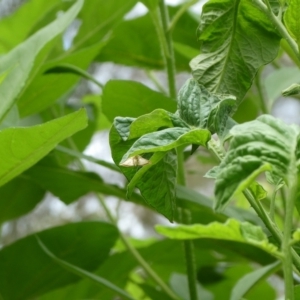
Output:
120,127,211,164
295,285,300,299
97,7,199,71
0,109,87,188
24,162,143,205
0,222,118,300
102,80,176,121
0,0,83,121
37,238,134,300
0,176,45,224
141,0,159,10
214,115,299,211
282,83,300,96
190,0,280,104
230,261,281,300
110,126,178,221
18,42,104,117
284,0,300,50
114,117,136,141
0,0,62,54
127,109,187,140
156,218,280,257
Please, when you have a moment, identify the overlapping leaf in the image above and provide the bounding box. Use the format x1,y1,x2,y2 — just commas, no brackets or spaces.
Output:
0,0,83,121
190,0,281,104
156,218,280,257
214,114,300,211
0,109,87,187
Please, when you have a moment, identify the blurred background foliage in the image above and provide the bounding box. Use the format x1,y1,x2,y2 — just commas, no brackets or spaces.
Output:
0,0,299,299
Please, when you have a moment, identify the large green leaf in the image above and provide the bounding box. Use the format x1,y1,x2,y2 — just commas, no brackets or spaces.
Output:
103,80,176,121
214,114,299,211
284,0,300,50
0,109,87,188
0,222,118,300
120,127,211,164
230,261,281,300
97,6,199,70
156,218,280,257
0,0,62,54
18,42,104,117
190,0,280,104
0,0,83,122
0,176,45,224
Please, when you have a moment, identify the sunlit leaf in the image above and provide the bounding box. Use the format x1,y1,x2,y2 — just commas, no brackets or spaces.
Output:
156,219,280,256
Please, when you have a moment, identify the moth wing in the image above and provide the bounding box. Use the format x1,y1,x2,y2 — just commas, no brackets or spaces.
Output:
120,155,149,167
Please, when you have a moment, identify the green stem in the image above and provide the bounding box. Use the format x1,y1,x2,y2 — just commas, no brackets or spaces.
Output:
253,0,300,60
157,0,177,99
269,189,277,222
255,68,269,114
282,176,297,300
177,146,186,186
179,208,198,300
168,0,198,32
97,195,180,300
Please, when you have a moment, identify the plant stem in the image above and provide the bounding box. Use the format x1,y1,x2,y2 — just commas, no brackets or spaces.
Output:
179,208,198,300
281,175,297,300
253,0,300,60
269,189,277,222
97,195,180,300
255,68,269,114
157,0,177,99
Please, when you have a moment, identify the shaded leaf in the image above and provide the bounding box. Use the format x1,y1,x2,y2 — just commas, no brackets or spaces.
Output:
214,115,299,211
0,176,45,224
102,80,176,121
282,83,300,96
38,238,134,300
230,261,281,300
156,219,280,256
0,109,87,188
0,222,118,300
0,0,83,121
190,0,280,104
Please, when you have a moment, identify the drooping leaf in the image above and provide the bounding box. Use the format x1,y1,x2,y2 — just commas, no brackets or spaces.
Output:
110,126,178,221
120,127,211,164
102,80,176,121
0,0,83,121
156,218,280,257
190,0,280,104
284,0,300,50
0,109,87,188
230,261,281,300
114,117,136,141
214,114,300,211
0,222,118,300
0,176,45,224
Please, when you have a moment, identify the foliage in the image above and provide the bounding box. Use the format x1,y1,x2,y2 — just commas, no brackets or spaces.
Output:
1,0,300,299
